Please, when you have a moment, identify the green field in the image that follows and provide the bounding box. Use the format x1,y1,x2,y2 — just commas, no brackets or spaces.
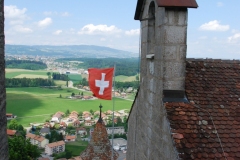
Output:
6,87,133,126
115,75,136,82
6,69,50,78
65,136,88,156
68,74,82,83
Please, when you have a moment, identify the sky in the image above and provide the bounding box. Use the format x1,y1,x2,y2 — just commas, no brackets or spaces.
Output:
4,0,240,59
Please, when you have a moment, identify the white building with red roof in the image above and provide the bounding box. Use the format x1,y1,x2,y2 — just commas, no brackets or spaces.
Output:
45,140,65,156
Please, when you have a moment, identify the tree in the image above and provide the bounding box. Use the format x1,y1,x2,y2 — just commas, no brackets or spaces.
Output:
71,92,75,97
8,136,41,160
81,92,84,96
54,123,60,130
65,109,70,116
59,94,62,98
47,72,51,79
78,111,83,117
8,119,19,130
89,109,94,115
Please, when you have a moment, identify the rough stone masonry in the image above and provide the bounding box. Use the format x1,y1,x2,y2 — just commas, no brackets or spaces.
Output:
0,0,8,159
127,0,197,159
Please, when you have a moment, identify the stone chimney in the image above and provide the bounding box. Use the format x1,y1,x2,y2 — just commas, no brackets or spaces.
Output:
127,0,198,159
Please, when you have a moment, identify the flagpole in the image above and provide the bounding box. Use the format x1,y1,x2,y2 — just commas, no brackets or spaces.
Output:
111,64,116,160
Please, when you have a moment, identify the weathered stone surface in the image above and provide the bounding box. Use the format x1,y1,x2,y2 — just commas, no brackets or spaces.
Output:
127,0,188,159
164,26,187,44
0,0,8,159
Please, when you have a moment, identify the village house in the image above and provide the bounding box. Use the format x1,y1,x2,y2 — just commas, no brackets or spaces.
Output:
40,127,50,136
26,133,49,148
83,113,92,121
73,120,81,127
6,129,17,137
105,110,113,115
6,113,15,120
60,121,67,128
76,127,87,137
68,111,79,122
64,135,76,142
45,140,65,156
84,120,93,126
51,111,64,123
106,126,125,135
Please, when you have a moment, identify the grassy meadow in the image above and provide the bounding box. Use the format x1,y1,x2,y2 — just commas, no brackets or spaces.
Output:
5,69,135,126
7,87,133,126
6,69,49,78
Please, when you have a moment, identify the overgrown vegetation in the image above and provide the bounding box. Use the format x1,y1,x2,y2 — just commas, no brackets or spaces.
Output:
6,60,47,70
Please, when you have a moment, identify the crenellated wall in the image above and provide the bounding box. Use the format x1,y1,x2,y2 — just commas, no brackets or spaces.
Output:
127,0,188,159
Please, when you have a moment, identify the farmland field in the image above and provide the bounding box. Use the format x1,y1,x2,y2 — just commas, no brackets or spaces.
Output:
6,87,133,126
6,69,51,78
115,75,136,82
68,74,82,83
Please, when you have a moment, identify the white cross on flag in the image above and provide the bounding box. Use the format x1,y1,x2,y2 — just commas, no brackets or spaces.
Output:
88,68,114,100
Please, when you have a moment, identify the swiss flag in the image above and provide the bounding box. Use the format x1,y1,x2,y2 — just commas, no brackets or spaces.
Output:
88,68,114,100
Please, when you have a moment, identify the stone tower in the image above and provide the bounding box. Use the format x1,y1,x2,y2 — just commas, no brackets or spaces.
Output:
127,0,198,159
0,0,8,159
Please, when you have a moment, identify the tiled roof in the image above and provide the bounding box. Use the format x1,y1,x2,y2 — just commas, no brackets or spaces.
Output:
47,140,65,148
26,133,36,139
165,59,240,159
7,129,16,136
38,158,50,160
65,135,76,140
26,133,46,142
134,0,198,20
80,120,119,160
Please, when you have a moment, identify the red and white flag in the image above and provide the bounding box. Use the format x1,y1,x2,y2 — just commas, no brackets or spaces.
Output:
88,68,114,100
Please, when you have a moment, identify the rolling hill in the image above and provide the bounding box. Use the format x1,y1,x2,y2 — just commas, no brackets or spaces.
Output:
5,44,138,58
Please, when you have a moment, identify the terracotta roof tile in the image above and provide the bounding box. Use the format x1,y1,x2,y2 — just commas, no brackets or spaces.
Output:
7,129,16,136
164,58,240,160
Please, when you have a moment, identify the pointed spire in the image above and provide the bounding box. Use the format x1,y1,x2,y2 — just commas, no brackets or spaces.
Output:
80,104,119,160
97,104,103,123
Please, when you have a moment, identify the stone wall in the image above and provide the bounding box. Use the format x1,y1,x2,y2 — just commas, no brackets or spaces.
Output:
0,0,8,159
127,0,188,159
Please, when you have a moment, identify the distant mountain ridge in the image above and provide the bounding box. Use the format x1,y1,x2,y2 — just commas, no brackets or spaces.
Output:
5,44,138,58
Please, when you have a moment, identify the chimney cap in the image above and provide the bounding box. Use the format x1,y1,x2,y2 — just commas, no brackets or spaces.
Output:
134,0,198,20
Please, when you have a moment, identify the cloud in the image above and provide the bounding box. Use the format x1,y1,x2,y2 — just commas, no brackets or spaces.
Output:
61,12,70,17
217,2,224,7
78,24,122,35
38,17,52,27
12,25,33,33
100,38,106,41
199,20,229,31
125,29,140,36
43,11,55,16
53,30,62,35
5,5,27,25
228,33,240,43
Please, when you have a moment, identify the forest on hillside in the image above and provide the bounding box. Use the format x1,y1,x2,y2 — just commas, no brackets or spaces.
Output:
56,58,140,76
6,60,47,70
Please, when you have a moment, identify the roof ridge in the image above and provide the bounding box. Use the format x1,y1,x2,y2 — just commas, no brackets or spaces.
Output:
187,58,240,63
